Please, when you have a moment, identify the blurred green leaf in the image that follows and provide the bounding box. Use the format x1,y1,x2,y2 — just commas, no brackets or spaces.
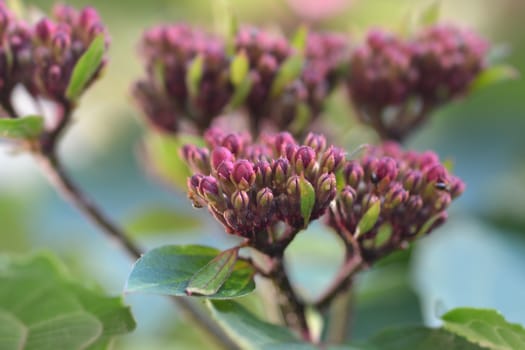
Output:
442,308,525,350
299,177,316,227
66,35,105,101
470,65,519,92
126,206,201,236
229,75,252,109
356,201,380,238
186,55,204,98
0,116,43,140
126,245,255,299
270,56,304,97
0,252,135,350
143,132,204,190
230,52,250,86
363,327,483,350
374,223,392,248
291,26,309,53
207,300,313,350
186,247,239,296
419,1,441,26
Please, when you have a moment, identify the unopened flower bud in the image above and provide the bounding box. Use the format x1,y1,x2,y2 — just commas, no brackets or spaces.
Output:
343,161,364,188
361,194,380,213
199,176,222,205
211,146,234,170
403,170,423,193
182,145,210,174
231,160,255,190
384,183,408,209
286,175,301,203
320,146,345,173
232,190,250,213
272,158,290,187
304,132,327,153
373,157,398,187
35,19,56,43
316,173,336,205
423,164,447,183
340,186,357,212
434,192,451,211
406,195,423,211
294,146,316,174
256,187,273,213
254,161,272,187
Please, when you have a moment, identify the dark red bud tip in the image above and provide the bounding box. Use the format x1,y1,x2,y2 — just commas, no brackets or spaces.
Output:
35,19,56,42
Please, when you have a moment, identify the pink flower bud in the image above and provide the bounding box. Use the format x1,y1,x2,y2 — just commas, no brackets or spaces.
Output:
320,146,345,173
231,160,255,190
343,161,364,188
211,146,234,170
294,146,316,173
304,132,327,153
256,187,274,213
232,190,250,212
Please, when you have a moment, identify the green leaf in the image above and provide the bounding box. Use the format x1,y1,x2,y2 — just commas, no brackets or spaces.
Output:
142,132,204,189
207,300,314,350
186,55,204,98
374,223,392,248
125,206,201,236
362,327,484,350
442,308,525,350
126,245,255,299
470,65,519,92
270,55,304,97
291,26,309,53
0,253,135,350
298,176,316,227
229,75,252,109
419,1,441,26
0,116,44,140
66,34,106,101
356,200,381,237
230,51,250,86
186,247,239,296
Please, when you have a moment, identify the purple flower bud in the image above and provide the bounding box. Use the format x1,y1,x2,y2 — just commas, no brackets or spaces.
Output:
304,132,327,153
406,194,423,212
181,145,210,174
286,175,301,202
361,194,380,213
403,170,423,193
256,187,274,213
316,173,336,206
254,160,272,187
35,19,56,43
199,176,221,203
320,146,345,173
79,7,101,29
449,176,465,199
423,164,447,183
270,132,296,156
343,161,364,188
231,160,255,190
272,158,290,187
384,183,409,209
373,157,398,184
340,186,357,212
222,133,246,155
294,146,316,173
232,190,250,213
211,146,234,170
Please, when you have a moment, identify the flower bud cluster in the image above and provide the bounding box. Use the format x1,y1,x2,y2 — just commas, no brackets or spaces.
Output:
0,3,108,115
133,24,231,133
133,24,350,137
348,25,488,141
183,128,345,254
331,142,464,263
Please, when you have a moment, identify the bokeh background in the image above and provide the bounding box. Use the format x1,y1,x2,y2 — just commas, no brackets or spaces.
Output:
1,0,524,348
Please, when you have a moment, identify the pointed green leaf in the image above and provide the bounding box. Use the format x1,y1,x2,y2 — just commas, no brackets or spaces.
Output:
186,248,239,296
186,55,204,98
126,245,255,299
66,34,106,101
229,75,252,109
270,55,304,97
470,65,519,92
0,116,44,140
363,327,484,350
230,51,250,86
442,308,525,350
356,200,381,237
207,300,314,350
298,177,316,227
374,223,392,248
291,26,309,53
420,1,441,26
0,253,135,350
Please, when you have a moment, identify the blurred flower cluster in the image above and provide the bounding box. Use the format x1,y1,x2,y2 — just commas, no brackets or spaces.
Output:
0,3,108,116
348,25,489,141
331,142,465,263
182,128,345,255
133,24,349,137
